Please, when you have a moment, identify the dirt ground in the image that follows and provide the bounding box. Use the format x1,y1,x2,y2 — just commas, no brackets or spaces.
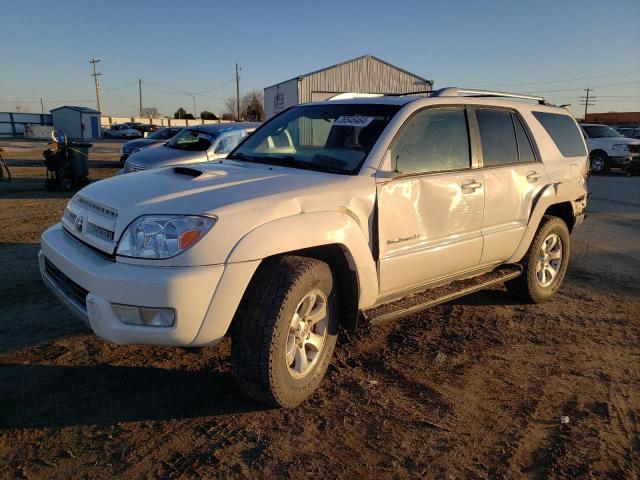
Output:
0,142,638,479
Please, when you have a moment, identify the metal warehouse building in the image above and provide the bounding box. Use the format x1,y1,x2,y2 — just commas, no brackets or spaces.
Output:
264,55,433,118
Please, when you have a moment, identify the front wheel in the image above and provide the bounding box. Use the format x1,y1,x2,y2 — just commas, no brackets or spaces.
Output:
231,256,339,407
506,215,570,303
590,151,610,174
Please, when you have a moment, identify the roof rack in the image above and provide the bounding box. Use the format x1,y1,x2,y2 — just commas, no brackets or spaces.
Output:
431,87,549,105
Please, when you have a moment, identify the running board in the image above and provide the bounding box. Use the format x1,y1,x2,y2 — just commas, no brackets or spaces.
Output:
363,264,523,326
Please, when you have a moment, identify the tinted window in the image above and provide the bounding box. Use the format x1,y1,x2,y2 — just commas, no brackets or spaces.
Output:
476,109,519,167
513,114,536,163
533,112,587,157
391,108,470,174
582,125,623,138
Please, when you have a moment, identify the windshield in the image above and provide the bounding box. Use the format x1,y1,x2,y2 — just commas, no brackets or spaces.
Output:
148,128,181,140
583,125,623,138
229,104,401,174
165,128,215,151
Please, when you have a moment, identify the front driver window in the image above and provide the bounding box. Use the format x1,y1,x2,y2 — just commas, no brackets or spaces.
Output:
391,108,470,174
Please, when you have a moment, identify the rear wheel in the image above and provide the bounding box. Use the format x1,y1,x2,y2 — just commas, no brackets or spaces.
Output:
590,151,610,174
507,215,570,303
231,256,339,407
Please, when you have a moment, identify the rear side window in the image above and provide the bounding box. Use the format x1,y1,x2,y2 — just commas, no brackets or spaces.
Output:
532,112,586,157
513,114,536,163
476,109,519,167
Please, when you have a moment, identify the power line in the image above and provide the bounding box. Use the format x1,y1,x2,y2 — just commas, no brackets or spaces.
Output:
101,81,138,92
481,69,640,88
524,80,640,94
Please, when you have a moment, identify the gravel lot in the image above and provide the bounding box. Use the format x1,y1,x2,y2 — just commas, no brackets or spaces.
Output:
0,142,638,479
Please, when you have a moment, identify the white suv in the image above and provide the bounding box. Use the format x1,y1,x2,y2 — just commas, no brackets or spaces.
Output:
40,88,589,407
580,123,640,174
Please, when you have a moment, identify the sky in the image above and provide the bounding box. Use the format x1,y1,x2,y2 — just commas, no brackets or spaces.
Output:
1,0,639,119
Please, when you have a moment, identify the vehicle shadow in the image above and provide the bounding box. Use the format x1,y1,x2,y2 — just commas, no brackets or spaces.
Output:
0,363,269,428
0,243,87,352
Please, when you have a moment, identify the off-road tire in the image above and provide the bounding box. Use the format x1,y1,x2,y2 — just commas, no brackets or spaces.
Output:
231,255,339,408
506,215,570,303
590,151,610,175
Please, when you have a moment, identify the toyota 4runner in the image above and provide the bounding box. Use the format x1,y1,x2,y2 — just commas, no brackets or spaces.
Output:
40,88,589,407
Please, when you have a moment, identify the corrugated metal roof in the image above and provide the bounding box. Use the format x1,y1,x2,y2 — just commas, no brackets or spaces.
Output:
265,54,433,89
50,106,101,114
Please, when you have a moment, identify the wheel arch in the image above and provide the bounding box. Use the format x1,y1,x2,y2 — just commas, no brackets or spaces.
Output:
589,148,608,158
226,211,379,310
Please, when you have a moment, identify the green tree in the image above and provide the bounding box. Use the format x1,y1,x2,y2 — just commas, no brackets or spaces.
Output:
174,107,187,119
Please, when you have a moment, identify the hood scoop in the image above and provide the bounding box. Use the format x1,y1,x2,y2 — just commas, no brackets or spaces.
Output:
171,167,229,179
173,166,203,177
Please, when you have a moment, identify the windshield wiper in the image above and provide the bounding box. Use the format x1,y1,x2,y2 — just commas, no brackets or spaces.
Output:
254,155,349,174
226,152,255,162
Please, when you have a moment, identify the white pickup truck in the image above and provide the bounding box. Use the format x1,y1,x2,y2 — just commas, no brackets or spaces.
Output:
40,88,589,407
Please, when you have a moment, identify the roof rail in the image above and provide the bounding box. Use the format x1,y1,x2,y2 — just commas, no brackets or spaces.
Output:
432,87,549,105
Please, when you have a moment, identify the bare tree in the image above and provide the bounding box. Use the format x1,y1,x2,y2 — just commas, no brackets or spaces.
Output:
223,90,264,121
141,107,159,118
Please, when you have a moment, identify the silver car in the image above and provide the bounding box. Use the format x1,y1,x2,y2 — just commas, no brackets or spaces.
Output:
122,122,260,173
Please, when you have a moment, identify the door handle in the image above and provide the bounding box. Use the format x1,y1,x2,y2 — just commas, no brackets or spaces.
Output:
526,171,542,182
461,180,482,193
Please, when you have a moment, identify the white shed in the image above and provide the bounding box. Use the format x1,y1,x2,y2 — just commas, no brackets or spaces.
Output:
50,106,102,139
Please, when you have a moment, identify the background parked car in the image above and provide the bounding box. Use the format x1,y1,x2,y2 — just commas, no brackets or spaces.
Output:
103,124,143,139
123,122,260,173
615,126,640,140
119,127,183,165
580,123,640,174
124,122,161,135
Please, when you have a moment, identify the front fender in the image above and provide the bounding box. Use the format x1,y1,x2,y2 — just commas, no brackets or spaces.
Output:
227,211,379,308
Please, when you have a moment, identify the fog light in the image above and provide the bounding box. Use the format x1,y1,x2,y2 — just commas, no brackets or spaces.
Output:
112,304,176,327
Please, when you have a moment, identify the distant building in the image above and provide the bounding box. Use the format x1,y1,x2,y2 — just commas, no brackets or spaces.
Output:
264,54,433,119
51,106,102,139
584,112,640,125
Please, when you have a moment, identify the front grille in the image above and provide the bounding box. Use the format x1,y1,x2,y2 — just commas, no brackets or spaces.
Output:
124,162,146,173
63,227,116,261
628,144,640,154
75,197,118,219
44,258,89,309
86,222,115,241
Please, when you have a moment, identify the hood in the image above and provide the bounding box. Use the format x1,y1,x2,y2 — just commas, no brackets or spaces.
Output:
64,161,347,255
122,138,164,150
126,144,208,168
589,136,640,145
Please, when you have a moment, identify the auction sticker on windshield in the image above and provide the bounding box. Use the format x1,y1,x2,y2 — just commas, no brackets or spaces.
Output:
334,115,374,128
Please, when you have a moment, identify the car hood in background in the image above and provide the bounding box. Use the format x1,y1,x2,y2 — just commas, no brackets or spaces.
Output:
122,138,165,151
126,145,208,168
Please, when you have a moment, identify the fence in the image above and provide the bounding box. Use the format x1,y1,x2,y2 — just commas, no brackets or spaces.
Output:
0,112,52,137
101,117,230,128
0,112,231,138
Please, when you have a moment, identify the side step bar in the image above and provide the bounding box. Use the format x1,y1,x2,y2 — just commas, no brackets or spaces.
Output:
363,264,523,326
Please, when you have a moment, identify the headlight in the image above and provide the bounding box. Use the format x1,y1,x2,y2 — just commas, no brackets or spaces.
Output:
612,144,630,152
116,215,216,259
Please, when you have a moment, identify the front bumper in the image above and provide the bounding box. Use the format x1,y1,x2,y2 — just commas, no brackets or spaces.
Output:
39,223,229,346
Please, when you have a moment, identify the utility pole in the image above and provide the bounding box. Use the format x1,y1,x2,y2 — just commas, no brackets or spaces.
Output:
579,88,595,120
40,98,44,114
235,63,241,121
89,57,102,113
138,79,143,117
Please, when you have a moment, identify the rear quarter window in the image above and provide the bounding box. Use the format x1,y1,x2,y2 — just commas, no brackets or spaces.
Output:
532,112,586,157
